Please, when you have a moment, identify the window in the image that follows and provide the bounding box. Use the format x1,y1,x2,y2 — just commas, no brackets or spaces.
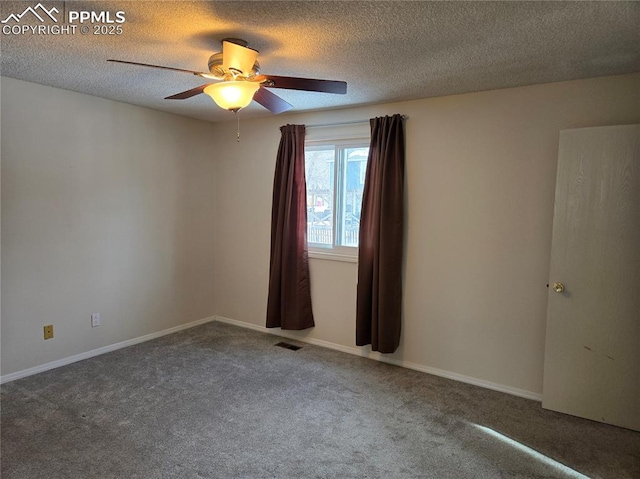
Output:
305,141,369,257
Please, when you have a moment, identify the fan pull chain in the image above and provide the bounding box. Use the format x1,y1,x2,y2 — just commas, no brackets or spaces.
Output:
236,111,241,142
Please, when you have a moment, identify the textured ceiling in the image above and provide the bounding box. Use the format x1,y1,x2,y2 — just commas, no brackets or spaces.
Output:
1,1,639,123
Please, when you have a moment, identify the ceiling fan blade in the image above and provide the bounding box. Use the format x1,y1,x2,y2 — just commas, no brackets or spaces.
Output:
164,84,212,100
222,40,259,75
259,75,347,94
108,59,207,77
253,87,293,114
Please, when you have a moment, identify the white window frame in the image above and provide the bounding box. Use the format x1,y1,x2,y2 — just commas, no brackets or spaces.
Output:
305,137,369,262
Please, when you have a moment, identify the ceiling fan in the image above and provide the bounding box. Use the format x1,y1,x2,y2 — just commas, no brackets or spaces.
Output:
108,38,347,114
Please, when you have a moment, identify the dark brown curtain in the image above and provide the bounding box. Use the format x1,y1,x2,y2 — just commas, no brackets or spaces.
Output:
356,114,405,353
266,124,315,330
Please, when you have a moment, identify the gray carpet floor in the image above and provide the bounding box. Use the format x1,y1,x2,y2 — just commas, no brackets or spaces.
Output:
1,321,639,479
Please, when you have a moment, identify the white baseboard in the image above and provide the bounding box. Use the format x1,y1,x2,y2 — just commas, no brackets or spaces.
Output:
2,314,543,402
214,315,543,402
0,316,217,384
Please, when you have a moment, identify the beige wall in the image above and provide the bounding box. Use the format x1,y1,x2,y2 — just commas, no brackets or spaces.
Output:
3,73,639,395
1,77,217,375
212,73,640,397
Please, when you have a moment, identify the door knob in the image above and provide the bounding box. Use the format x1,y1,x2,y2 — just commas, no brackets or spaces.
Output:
552,282,565,293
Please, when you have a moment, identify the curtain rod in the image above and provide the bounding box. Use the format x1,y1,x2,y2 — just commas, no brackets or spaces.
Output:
305,115,407,129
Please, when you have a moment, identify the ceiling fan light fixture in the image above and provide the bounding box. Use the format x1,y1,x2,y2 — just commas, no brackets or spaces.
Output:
203,81,259,112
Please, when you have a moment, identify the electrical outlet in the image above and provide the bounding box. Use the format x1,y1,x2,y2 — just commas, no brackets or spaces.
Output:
91,313,100,327
44,324,54,340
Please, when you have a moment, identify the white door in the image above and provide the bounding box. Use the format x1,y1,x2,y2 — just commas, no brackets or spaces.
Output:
543,124,640,432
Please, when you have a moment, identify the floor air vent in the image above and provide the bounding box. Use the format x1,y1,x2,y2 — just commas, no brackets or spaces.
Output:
275,341,302,351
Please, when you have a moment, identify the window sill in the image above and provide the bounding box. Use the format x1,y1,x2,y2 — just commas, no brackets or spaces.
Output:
308,250,358,263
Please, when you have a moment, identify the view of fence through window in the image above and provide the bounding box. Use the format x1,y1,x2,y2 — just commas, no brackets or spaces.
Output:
305,145,369,249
